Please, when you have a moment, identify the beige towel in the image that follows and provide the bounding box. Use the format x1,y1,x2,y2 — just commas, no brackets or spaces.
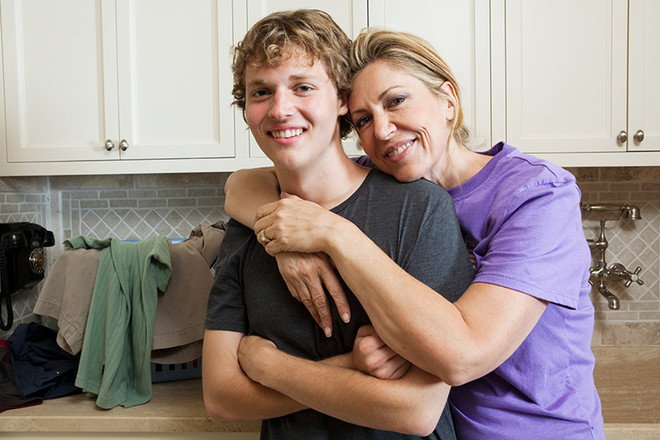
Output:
151,222,226,361
34,222,226,363
33,248,100,354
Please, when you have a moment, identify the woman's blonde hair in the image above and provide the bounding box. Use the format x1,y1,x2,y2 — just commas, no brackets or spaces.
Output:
232,9,353,138
349,28,470,145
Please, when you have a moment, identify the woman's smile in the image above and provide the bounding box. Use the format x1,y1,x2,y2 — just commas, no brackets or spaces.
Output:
385,139,416,159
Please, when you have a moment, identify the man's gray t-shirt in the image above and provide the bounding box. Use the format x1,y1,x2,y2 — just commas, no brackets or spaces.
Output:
206,169,474,440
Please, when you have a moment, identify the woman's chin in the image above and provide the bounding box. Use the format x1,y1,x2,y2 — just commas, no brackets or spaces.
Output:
392,168,424,183
375,159,425,183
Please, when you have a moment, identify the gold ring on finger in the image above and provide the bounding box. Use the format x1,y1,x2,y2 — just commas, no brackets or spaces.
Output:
260,230,272,244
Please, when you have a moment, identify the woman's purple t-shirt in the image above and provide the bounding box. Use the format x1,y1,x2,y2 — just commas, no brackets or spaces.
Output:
446,142,603,439
356,142,604,439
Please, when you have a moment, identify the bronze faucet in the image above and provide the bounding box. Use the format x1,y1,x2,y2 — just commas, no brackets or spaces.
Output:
581,204,644,310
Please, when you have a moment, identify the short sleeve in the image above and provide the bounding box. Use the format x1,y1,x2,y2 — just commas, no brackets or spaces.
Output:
205,220,251,333
474,181,590,308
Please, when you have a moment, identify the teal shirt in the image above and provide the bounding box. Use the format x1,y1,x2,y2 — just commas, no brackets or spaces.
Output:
67,236,172,409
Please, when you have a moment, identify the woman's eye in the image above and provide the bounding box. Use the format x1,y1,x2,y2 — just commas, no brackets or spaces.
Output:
388,96,405,107
355,116,372,129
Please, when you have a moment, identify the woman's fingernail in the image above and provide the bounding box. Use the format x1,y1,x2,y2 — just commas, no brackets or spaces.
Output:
324,327,332,338
341,313,350,323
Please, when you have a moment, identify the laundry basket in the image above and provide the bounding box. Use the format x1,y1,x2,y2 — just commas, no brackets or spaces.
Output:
125,238,204,383
150,357,202,383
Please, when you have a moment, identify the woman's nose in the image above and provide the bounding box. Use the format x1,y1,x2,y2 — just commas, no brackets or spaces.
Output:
268,91,294,120
373,114,395,140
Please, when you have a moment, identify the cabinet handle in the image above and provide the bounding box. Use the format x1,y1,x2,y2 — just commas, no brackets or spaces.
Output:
104,139,115,151
119,139,129,151
634,130,645,143
616,130,628,143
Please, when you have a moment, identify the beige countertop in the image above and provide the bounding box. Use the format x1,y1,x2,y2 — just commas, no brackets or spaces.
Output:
594,346,660,440
0,379,259,433
592,346,659,425
1,346,658,438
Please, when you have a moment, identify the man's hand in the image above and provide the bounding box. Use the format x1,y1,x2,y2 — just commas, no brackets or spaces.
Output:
237,334,279,386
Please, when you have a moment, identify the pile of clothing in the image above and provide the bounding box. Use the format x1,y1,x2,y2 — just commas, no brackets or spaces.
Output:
3,222,225,410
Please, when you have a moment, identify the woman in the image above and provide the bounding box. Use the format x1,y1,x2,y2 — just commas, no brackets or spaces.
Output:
225,29,604,439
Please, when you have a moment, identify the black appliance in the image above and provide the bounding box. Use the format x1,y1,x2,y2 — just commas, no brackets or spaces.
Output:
0,223,55,330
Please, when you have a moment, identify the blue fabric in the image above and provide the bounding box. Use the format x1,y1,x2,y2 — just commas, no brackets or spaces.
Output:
7,322,81,399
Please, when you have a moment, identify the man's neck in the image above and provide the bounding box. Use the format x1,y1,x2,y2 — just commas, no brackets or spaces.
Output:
276,153,369,210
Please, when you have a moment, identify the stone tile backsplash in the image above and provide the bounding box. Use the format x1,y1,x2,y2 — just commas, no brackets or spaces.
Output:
50,173,229,248
0,173,230,339
568,167,660,346
1,168,659,345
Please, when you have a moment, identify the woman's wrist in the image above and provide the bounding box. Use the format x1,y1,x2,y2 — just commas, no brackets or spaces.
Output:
322,215,364,262
224,167,279,229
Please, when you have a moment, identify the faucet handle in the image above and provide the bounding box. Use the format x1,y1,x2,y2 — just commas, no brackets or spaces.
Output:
607,263,644,287
624,266,644,287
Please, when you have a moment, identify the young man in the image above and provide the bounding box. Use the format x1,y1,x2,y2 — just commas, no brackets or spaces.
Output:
202,9,474,439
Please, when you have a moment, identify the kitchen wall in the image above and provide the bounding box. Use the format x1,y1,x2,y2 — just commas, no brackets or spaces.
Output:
0,173,229,339
1,168,659,346
569,167,660,346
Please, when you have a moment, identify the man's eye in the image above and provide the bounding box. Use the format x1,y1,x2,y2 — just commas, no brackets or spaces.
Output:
297,85,312,93
251,90,270,98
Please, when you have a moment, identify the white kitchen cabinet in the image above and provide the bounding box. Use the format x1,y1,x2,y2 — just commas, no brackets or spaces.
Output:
2,0,119,163
368,0,491,150
492,0,660,166
0,0,369,175
628,0,660,152
243,0,366,47
0,0,250,176
4,1,660,175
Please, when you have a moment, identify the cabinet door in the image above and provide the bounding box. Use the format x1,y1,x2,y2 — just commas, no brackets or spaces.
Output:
1,0,120,162
115,0,234,160
241,0,368,158
628,0,660,152
246,0,366,34
501,0,628,154
368,0,491,149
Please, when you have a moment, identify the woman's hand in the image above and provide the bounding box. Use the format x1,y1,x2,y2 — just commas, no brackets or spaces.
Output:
275,252,351,337
352,325,411,380
254,193,348,256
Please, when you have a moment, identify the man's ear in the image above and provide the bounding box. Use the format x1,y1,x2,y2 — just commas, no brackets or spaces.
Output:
338,93,349,116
